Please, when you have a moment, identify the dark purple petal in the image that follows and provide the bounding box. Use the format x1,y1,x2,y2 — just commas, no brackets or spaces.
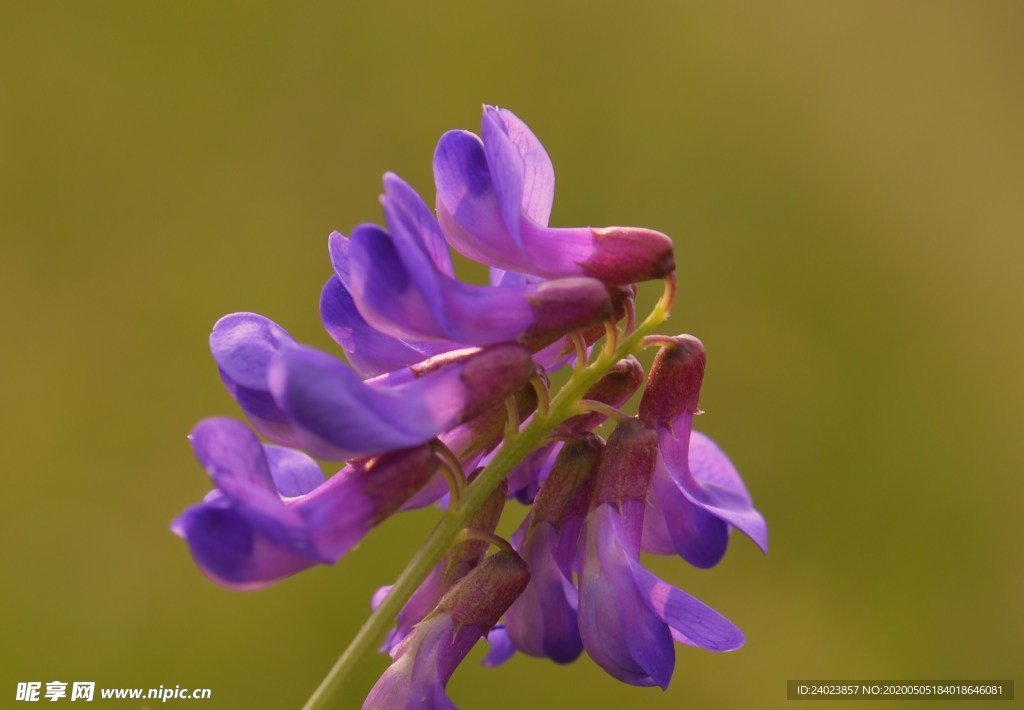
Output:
188,419,307,545
491,106,555,225
434,129,523,264
627,556,745,652
642,455,729,567
320,276,435,377
349,221,609,345
481,625,516,667
382,172,455,278
349,223,448,341
379,175,452,328
505,521,582,663
578,504,674,688
268,343,533,460
171,501,315,591
660,428,768,554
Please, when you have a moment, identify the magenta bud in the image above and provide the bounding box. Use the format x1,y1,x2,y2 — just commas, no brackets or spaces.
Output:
525,277,611,343
459,343,536,420
437,550,530,630
584,226,675,285
638,334,706,427
591,418,659,508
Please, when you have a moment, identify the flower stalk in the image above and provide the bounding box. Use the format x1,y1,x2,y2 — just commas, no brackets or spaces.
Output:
301,279,672,710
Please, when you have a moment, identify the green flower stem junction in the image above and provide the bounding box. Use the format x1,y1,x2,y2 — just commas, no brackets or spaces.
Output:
303,280,673,710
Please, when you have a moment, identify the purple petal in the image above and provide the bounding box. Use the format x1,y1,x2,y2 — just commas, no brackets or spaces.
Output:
349,221,609,345
578,504,675,688
210,313,299,440
493,107,555,225
481,625,517,667
382,172,455,278
349,223,449,341
379,175,451,329
660,429,768,554
364,614,476,710
320,276,434,377
263,444,324,497
172,501,315,591
328,231,351,285
210,313,295,391
434,130,524,265
642,455,729,568
188,418,311,549
628,557,745,652
268,343,533,460
505,521,582,663
481,107,525,239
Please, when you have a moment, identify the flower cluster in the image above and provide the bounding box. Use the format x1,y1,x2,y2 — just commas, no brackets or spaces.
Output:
174,106,766,708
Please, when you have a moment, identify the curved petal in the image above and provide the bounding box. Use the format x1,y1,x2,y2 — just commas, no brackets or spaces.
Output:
379,175,450,329
481,107,525,239
642,455,729,568
628,556,745,652
364,615,471,710
382,172,454,278
188,419,307,545
210,313,297,441
660,428,768,554
210,313,295,391
492,106,555,225
505,521,583,663
268,343,534,460
328,231,351,285
349,222,610,345
263,444,324,498
172,502,315,591
481,625,517,667
434,129,523,263
320,276,434,377
578,504,675,688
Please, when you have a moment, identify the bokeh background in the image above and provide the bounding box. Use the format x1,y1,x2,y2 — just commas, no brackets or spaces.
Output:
2,2,1021,708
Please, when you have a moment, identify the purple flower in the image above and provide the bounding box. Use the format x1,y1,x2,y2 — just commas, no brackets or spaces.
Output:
211,311,535,460
364,550,529,710
503,435,603,664
172,418,437,590
577,419,745,688
638,336,768,566
434,106,675,286
341,173,612,348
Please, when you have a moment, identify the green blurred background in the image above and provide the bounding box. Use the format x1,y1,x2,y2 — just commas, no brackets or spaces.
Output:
2,2,1021,708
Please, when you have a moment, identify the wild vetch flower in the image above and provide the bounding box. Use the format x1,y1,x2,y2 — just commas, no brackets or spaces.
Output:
172,418,437,590
638,335,768,566
364,550,529,710
577,418,745,688
177,106,764,709
434,106,675,285
338,173,612,349
503,435,604,663
211,311,534,460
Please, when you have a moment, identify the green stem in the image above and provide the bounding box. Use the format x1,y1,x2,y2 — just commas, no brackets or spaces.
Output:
302,279,672,710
